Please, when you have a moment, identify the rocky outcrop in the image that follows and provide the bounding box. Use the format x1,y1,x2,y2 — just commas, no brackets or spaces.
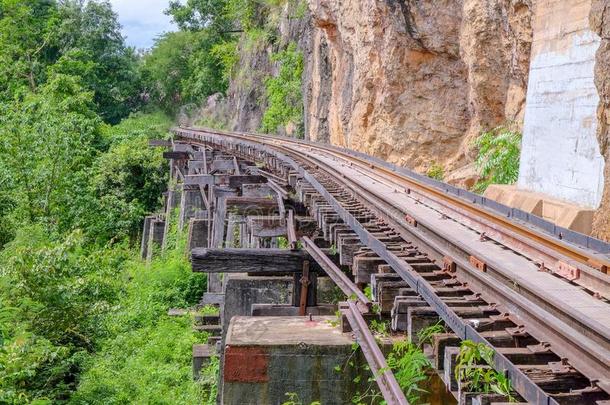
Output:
194,2,315,135
591,0,610,240
305,0,532,175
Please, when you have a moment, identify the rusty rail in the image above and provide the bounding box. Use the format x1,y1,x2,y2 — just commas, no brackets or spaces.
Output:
343,300,408,405
301,236,371,311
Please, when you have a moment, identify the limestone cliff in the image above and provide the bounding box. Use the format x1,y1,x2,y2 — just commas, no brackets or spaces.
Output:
591,0,610,240
198,0,610,239
305,0,532,180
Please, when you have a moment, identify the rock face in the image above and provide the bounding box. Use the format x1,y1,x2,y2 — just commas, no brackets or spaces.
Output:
591,0,610,240
304,0,533,174
201,0,610,239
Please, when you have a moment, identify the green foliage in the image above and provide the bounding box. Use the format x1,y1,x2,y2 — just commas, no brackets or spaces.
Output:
211,40,239,82
0,0,143,123
0,73,100,231
143,30,227,113
200,355,221,405
0,0,59,98
166,0,231,32
224,0,258,31
277,236,290,249
74,113,170,244
0,1,218,403
387,339,432,404
369,319,389,337
426,162,445,181
0,227,127,403
329,244,338,255
281,392,321,405
54,0,144,123
364,285,373,301
261,42,304,137
455,340,515,400
473,126,522,193
71,243,206,404
195,114,230,130
199,305,220,316
416,321,445,346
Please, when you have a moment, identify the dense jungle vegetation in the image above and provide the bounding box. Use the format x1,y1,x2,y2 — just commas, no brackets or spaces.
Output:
0,0,292,403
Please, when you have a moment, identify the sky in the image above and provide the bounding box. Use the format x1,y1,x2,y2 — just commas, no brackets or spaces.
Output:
109,0,177,49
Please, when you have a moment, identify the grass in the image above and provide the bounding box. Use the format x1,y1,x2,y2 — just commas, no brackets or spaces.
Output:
387,339,432,403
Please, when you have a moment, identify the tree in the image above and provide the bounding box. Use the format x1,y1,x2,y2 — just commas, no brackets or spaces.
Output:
166,0,230,32
0,73,99,229
73,113,169,244
0,0,60,99
0,0,143,123
142,30,227,112
54,0,144,123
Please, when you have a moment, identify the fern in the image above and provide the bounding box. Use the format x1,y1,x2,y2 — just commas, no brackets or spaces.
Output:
387,340,431,403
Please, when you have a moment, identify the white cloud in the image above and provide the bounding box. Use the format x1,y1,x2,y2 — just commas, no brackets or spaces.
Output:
109,0,177,49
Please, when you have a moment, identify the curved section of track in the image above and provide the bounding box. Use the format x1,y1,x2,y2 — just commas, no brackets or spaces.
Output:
174,126,610,405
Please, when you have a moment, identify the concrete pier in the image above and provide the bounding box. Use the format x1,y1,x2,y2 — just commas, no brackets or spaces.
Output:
146,218,165,261
221,316,362,405
221,275,293,335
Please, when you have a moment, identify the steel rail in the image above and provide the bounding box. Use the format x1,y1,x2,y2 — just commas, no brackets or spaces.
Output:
343,300,408,405
174,127,610,403
291,146,610,347
182,126,610,273
301,236,371,311
299,145,610,298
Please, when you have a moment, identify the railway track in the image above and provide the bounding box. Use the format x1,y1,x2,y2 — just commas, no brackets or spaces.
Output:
173,126,610,405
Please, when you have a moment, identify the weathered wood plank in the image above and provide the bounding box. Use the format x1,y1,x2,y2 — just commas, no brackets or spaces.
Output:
210,159,235,172
241,183,274,198
148,139,172,147
163,151,191,160
227,175,267,188
247,216,286,238
191,248,324,273
225,197,278,215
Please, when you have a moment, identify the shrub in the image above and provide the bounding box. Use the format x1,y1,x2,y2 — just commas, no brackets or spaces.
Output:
261,43,304,137
211,41,239,83
473,126,522,193
71,226,206,404
426,163,445,181
0,227,127,403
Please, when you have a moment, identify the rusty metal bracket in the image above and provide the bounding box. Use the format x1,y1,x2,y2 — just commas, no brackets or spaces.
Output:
443,256,457,273
469,255,487,272
556,261,580,281
405,214,417,227
299,260,310,316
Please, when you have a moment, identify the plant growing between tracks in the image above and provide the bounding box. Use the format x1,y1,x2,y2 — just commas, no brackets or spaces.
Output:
455,340,515,401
